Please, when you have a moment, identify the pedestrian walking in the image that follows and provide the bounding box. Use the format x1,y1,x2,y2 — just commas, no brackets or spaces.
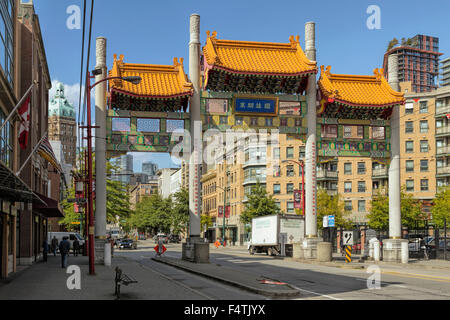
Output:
59,236,71,268
51,236,58,256
42,240,49,262
73,238,80,257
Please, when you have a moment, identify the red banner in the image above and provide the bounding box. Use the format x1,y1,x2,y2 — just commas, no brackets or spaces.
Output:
225,205,231,218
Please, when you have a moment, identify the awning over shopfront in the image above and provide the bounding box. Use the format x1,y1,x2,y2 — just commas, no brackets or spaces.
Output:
32,192,64,218
0,161,43,204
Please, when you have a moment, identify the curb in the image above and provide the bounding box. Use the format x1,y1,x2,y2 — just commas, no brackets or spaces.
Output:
151,257,300,298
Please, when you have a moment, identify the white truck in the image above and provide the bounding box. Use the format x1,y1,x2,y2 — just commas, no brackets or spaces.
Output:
248,214,305,256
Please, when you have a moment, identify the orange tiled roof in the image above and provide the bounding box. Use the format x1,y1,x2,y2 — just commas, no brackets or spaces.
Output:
318,66,405,108
203,31,317,76
109,54,193,98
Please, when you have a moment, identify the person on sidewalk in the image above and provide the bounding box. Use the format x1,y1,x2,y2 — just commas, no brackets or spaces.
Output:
59,236,71,268
51,236,58,256
73,238,80,257
42,240,49,262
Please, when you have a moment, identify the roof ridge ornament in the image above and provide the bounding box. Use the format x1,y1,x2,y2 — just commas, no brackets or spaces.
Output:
289,35,300,48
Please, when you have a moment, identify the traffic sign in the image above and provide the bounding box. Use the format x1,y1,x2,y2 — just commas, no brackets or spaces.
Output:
343,231,354,245
345,245,352,263
323,216,328,228
68,198,86,204
154,244,166,255
328,215,335,227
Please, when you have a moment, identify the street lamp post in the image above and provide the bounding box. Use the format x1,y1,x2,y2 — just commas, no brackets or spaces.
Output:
282,159,305,215
216,184,227,245
82,72,141,275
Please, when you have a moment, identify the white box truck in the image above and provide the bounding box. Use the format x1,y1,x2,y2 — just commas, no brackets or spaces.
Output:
249,214,305,256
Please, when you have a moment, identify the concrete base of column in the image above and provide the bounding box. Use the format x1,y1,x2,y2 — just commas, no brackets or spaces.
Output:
292,243,303,259
94,238,106,265
301,237,323,260
382,239,408,263
317,242,332,262
182,236,209,263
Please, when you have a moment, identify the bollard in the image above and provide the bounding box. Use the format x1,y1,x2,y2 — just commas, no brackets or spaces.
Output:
401,240,409,264
104,242,111,267
373,240,380,262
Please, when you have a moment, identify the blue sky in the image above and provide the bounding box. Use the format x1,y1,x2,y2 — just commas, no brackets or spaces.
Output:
35,0,450,171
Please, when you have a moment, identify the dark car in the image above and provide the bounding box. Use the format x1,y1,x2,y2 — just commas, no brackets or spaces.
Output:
168,234,181,243
118,239,137,250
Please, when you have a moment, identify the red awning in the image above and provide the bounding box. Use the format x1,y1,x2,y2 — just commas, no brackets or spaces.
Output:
32,192,64,218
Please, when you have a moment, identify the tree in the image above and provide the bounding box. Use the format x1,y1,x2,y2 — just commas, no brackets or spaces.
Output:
106,160,132,224
171,188,190,235
59,187,84,232
431,186,450,228
387,38,399,51
240,182,280,225
367,188,423,231
316,188,352,230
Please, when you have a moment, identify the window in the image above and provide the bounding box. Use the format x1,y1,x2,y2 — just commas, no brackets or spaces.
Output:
286,165,294,177
273,165,281,177
419,101,428,113
286,147,294,159
250,118,258,126
321,124,337,138
344,182,352,193
406,180,414,192
357,162,366,174
372,127,385,139
273,147,280,159
0,108,12,168
287,183,294,194
344,163,352,175
420,160,428,172
405,141,414,153
405,102,414,114
358,181,366,193
358,200,366,213
344,201,352,212
357,126,364,138
265,118,273,126
421,179,429,191
420,140,428,153
299,146,305,159
280,118,288,127
287,202,294,213
273,184,281,194
420,120,428,133
406,160,414,172
436,119,443,128
344,125,352,138
405,121,414,133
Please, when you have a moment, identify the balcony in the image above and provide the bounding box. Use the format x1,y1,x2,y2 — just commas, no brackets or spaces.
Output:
437,146,450,155
243,177,266,185
437,166,450,177
436,126,450,136
316,169,338,180
436,105,450,116
372,168,388,178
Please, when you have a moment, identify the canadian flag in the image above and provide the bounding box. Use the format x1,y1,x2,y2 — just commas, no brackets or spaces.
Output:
18,95,31,149
447,114,450,120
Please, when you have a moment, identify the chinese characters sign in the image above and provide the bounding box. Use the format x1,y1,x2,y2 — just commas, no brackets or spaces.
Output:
234,97,278,115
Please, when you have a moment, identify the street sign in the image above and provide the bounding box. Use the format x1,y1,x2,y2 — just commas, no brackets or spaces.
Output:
154,244,166,255
71,222,81,225
68,198,86,204
328,215,335,227
343,231,354,245
323,216,328,228
345,245,352,263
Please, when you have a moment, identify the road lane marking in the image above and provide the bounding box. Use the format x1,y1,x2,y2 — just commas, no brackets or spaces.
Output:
381,270,450,283
289,285,343,300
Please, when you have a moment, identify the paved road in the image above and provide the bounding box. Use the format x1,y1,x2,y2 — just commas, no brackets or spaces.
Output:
118,240,450,300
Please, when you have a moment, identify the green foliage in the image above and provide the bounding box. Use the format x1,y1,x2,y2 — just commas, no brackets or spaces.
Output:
240,182,280,225
387,38,399,51
367,187,423,230
59,187,84,232
316,188,352,230
431,186,450,228
126,188,190,235
201,214,213,230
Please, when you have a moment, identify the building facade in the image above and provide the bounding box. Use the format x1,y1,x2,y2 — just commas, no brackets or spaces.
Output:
441,57,450,87
157,168,180,198
130,181,158,210
384,34,442,93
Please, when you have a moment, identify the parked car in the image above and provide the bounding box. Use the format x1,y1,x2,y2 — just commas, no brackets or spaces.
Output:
118,239,137,250
168,234,181,243
154,233,168,244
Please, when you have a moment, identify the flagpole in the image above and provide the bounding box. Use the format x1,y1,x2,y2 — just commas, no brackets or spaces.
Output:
0,82,34,133
16,131,48,176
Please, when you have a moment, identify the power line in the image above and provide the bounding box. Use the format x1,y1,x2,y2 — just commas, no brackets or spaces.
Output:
81,0,95,126
78,0,87,172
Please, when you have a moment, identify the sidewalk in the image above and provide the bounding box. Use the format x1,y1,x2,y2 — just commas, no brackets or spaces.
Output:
0,253,207,300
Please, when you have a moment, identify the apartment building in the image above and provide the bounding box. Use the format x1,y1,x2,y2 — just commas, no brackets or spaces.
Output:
130,181,158,210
